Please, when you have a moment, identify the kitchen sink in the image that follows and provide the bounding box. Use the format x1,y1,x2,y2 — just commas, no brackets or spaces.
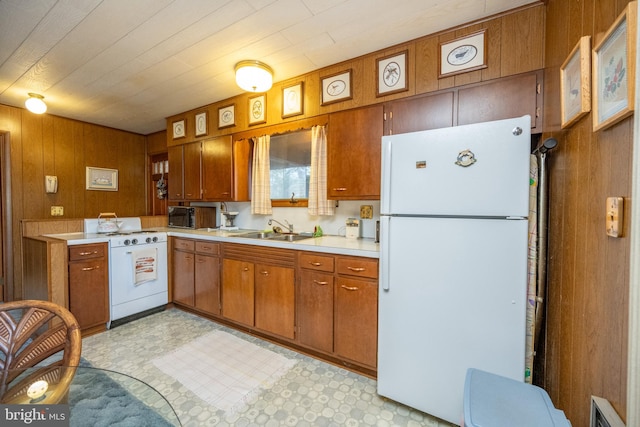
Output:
267,234,311,242
236,231,273,239
236,231,311,242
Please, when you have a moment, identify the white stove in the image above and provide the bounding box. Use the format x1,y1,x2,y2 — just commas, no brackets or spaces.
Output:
83,217,168,327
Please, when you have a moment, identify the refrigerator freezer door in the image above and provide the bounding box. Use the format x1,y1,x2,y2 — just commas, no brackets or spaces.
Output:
381,115,530,217
377,215,528,425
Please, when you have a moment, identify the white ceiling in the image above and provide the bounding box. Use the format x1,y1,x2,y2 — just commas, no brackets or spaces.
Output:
0,0,539,135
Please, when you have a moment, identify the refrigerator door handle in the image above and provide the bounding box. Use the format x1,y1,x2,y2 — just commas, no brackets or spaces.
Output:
380,216,390,291
380,139,392,214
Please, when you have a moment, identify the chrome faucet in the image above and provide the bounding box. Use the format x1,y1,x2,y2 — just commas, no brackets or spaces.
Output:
268,219,294,233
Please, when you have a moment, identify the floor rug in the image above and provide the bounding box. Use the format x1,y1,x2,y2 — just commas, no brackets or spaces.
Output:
152,330,296,413
70,362,176,427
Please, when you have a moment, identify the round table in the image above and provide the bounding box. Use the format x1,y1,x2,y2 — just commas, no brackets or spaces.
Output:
1,366,181,426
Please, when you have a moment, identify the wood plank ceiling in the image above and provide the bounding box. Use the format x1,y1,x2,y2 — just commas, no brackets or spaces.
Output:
0,0,538,134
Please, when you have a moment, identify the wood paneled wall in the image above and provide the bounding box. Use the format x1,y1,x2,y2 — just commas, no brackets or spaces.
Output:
0,105,147,300
542,0,632,425
166,5,545,144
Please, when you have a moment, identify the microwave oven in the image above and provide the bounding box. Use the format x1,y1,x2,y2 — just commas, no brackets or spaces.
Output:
168,206,217,229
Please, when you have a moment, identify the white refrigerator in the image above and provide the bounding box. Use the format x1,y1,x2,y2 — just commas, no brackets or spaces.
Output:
377,115,531,425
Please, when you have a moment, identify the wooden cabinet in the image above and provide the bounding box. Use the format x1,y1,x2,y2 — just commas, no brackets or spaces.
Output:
327,104,383,200
171,238,221,315
222,244,296,339
202,136,233,200
167,142,202,201
384,91,454,135
68,243,109,331
297,252,378,369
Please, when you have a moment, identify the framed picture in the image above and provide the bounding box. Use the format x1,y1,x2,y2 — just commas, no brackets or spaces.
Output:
377,50,408,96
195,111,208,136
439,30,487,78
321,69,352,105
560,36,591,128
172,119,186,139
593,2,637,131
282,82,304,118
248,95,266,126
86,167,118,191
218,104,235,129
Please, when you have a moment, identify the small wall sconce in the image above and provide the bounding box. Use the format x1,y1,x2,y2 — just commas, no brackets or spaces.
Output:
25,93,47,114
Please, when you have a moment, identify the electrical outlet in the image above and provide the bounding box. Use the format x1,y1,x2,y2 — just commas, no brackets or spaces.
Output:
360,205,373,219
605,197,623,237
51,206,64,216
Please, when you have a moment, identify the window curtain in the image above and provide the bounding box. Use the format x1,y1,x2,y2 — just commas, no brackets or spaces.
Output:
251,135,272,214
308,125,335,216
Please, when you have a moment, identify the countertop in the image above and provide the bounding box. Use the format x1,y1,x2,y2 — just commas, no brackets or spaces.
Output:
44,228,379,258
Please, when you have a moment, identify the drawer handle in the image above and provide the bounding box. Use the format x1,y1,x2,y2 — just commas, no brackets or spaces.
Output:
341,285,359,291
185,256,193,260
347,267,365,272
81,266,99,271
78,251,98,256
243,267,250,272
309,261,322,266
260,271,269,276
332,187,347,191
202,246,212,250
313,280,328,286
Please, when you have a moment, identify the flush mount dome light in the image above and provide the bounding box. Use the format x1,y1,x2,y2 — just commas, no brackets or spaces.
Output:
25,93,47,114
235,60,273,92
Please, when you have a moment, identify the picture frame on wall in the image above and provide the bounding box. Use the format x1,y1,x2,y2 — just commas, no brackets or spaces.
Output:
560,36,591,129
195,111,208,136
377,50,408,97
218,104,235,129
282,82,304,118
86,167,118,191
172,119,186,139
592,2,637,131
248,94,266,125
321,69,352,105
439,30,487,78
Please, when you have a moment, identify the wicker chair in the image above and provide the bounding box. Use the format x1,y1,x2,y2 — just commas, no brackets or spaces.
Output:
0,300,82,404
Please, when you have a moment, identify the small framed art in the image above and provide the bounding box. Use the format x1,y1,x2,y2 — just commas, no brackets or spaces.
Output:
439,30,487,78
249,94,266,125
592,2,637,131
377,50,408,96
218,104,235,129
282,82,304,118
195,111,208,136
86,167,118,191
172,119,186,139
560,36,591,129
321,69,352,105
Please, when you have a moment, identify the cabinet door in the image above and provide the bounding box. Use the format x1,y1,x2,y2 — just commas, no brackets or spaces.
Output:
298,270,334,352
385,92,454,135
327,104,383,200
172,250,194,306
183,142,202,200
458,71,541,132
202,136,233,200
255,264,295,339
334,277,378,368
167,145,184,200
222,258,254,326
69,258,108,329
195,254,220,315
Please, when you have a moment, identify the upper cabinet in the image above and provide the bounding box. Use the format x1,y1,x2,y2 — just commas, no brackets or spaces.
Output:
327,105,383,200
384,92,454,135
202,136,233,201
168,142,202,201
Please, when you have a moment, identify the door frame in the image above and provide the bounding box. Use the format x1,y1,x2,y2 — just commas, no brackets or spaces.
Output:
0,132,12,302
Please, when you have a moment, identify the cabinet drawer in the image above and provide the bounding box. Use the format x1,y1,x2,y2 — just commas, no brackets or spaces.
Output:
336,257,378,279
299,253,335,272
173,238,195,251
69,244,105,261
196,241,219,255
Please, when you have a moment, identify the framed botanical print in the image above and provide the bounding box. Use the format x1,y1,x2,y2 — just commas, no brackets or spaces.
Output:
248,94,266,125
321,69,352,105
592,2,637,131
218,104,235,129
172,119,186,139
377,50,408,96
195,111,208,136
560,36,591,129
439,30,487,78
282,82,304,118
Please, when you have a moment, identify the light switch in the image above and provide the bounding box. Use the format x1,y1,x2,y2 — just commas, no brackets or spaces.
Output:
606,197,623,237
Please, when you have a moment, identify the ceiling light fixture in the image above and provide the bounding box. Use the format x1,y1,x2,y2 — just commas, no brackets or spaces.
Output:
235,60,273,92
25,93,47,114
